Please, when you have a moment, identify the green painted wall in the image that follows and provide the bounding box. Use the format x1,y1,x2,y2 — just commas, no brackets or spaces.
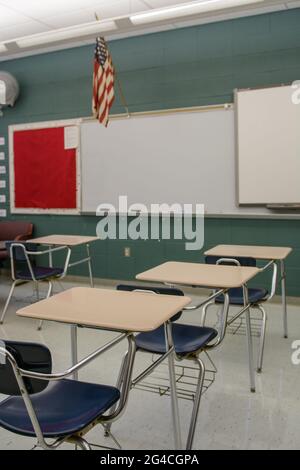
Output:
0,8,300,294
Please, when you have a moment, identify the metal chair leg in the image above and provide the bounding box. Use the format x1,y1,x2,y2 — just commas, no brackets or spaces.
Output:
243,286,255,393
46,280,53,298
280,260,288,338
35,283,40,301
37,281,53,331
201,301,214,326
256,304,267,373
186,357,205,450
86,244,94,288
104,352,128,437
71,436,91,450
0,280,17,325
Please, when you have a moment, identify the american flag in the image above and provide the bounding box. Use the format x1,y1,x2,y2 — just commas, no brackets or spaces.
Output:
92,37,115,127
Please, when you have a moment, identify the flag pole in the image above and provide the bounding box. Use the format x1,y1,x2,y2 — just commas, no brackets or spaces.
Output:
94,12,130,119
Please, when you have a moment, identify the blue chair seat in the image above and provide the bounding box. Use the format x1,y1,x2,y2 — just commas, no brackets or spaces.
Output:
136,324,218,355
16,266,64,280
215,287,268,305
0,379,120,438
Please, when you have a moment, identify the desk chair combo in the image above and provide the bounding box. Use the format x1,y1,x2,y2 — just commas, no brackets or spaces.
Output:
204,245,292,339
0,242,71,330
0,335,135,450
28,235,99,289
203,256,277,373
106,284,230,450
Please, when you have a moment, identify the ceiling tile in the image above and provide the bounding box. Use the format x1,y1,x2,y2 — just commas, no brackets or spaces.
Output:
0,4,33,27
0,21,50,42
0,0,91,19
45,11,98,29
0,0,149,20
91,0,149,18
27,2,149,29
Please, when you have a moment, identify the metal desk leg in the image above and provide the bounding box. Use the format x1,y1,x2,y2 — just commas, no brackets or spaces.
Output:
48,245,53,267
243,285,255,393
71,324,78,380
186,357,205,450
165,321,183,450
281,260,288,338
86,244,94,288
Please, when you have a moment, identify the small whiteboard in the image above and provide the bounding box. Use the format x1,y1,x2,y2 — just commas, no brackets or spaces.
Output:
236,85,300,205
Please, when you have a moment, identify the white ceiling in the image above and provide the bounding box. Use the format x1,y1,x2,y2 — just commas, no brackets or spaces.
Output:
0,0,299,61
0,0,147,41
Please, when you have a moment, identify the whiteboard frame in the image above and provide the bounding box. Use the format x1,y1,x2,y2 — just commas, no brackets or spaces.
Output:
9,118,82,215
80,103,243,216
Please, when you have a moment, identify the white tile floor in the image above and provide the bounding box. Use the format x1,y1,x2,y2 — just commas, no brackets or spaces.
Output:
0,277,299,450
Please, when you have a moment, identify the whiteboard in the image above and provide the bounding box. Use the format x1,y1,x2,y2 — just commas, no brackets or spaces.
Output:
81,107,271,216
237,85,300,205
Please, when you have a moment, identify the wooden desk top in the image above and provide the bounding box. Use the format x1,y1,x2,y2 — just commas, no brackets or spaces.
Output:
204,244,292,261
136,261,259,289
17,287,191,332
28,235,99,246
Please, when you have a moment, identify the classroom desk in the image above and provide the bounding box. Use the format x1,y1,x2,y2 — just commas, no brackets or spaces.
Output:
204,244,292,338
17,287,191,450
136,261,260,392
28,235,99,288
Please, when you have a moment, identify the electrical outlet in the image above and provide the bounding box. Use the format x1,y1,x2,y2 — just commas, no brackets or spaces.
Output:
124,247,131,257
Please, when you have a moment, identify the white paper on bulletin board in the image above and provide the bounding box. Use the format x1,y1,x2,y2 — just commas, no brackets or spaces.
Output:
64,126,79,149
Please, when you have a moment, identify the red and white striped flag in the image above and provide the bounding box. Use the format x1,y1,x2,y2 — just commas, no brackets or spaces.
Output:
92,37,115,127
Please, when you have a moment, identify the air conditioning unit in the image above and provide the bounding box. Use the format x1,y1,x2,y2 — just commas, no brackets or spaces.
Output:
0,72,19,116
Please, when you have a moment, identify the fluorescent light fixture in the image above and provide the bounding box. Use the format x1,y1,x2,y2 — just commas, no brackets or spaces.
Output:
130,0,264,25
16,20,117,48
0,44,7,54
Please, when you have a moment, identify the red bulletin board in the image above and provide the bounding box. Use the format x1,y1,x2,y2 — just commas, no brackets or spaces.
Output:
10,121,80,214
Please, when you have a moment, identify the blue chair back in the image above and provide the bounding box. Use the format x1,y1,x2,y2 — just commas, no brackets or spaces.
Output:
205,255,256,267
205,255,257,302
5,242,37,262
117,284,184,322
0,340,52,396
